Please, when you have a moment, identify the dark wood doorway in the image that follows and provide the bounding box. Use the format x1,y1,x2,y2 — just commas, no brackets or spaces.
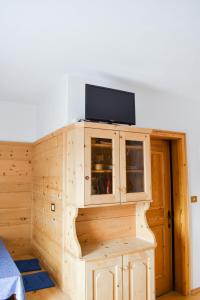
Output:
147,139,173,297
147,130,190,297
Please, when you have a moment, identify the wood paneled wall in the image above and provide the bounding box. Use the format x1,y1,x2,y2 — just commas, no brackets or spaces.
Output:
31,133,64,289
0,142,32,257
76,205,136,246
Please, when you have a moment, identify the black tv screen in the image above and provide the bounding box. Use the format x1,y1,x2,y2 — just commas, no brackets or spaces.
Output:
85,84,135,125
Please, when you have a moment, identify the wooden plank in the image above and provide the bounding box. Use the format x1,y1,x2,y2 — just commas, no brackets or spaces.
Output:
0,160,32,177
0,144,32,161
82,237,155,261
76,215,136,244
32,133,64,289
5,238,32,258
77,204,136,222
65,127,85,207
0,208,31,226
0,182,32,192
0,192,31,208
0,223,30,239
0,142,32,257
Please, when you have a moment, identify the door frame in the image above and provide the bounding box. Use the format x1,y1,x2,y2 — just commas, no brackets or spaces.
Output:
151,129,190,296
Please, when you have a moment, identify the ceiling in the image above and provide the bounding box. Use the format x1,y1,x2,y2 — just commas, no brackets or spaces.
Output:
0,0,200,104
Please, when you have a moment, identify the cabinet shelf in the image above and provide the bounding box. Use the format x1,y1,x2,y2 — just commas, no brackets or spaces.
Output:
126,169,144,173
92,170,112,173
81,237,155,262
92,143,112,148
126,145,143,150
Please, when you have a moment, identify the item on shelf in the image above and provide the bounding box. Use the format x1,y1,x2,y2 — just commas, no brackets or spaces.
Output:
94,164,103,170
106,176,112,194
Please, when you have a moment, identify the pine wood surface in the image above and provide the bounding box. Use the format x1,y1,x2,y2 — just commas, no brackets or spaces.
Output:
147,139,173,296
158,292,200,300
26,288,70,300
26,289,200,300
31,133,64,289
0,142,32,257
151,130,190,296
81,237,155,261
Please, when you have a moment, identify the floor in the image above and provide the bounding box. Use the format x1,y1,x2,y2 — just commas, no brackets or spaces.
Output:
26,288,70,300
158,292,200,300
26,289,200,300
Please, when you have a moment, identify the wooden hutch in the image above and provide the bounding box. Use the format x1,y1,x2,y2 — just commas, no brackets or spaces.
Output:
63,122,156,300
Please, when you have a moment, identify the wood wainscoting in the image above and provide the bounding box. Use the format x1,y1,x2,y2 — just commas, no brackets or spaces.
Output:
0,142,32,258
31,132,64,290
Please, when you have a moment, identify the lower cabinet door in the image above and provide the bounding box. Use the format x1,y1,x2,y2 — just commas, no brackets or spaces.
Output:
86,257,123,300
123,251,155,300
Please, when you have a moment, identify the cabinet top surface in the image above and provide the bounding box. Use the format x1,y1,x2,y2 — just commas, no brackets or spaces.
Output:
80,237,156,262
67,121,152,134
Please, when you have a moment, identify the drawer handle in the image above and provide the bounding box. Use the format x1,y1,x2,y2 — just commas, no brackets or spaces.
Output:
85,176,90,180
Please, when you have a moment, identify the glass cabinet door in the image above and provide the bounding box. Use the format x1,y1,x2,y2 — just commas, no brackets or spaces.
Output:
84,129,120,206
120,132,151,202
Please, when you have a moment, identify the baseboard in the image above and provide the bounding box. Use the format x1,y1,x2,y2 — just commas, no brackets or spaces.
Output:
191,287,200,295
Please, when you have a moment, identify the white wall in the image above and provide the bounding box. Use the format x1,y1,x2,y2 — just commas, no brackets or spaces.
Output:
36,73,136,138
36,76,68,139
0,100,37,142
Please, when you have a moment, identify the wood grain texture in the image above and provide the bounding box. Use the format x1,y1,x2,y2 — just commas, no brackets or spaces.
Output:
120,131,152,202
151,131,190,296
31,133,64,289
0,142,32,257
158,291,200,300
76,204,136,246
147,139,173,297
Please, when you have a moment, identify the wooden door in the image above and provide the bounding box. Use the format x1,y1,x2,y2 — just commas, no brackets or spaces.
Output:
123,251,153,300
86,257,122,300
120,132,151,203
146,139,173,297
84,128,120,206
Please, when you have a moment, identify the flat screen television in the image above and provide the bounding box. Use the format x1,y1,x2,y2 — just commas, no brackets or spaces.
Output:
85,84,136,125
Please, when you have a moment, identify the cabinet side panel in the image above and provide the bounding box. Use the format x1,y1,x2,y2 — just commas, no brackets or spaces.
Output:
32,133,64,289
63,254,86,300
66,128,85,207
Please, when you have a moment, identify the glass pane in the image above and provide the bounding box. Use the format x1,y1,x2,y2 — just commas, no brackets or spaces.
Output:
91,138,113,195
126,140,144,193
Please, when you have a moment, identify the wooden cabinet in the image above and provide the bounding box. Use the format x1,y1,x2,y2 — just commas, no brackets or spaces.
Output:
84,128,120,206
65,123,155,300
85,251,154,300
123,251,155,300
120,131,151,203
86,257,122,300
66,123,151,207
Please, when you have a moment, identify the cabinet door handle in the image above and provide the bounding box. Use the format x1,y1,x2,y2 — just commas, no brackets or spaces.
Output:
85,176,90,180
168,210,172,228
